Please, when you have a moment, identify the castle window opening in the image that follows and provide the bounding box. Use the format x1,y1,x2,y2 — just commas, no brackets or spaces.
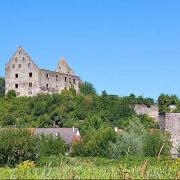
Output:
29,83,32,87
23,57,25,61
46,73,49,78
69,78,72,83
29,72,32,77
19,50,21,54
15,74,18,78
19,64,21,68
73,79,76,83
65,77,67,82
15,84,18,88
12,64,15,68
56,75,58,81
15,57,17,62
28,63,31,68
46,84,49,89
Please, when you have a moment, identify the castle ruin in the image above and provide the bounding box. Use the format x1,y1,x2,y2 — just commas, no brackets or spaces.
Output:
5,47,81,96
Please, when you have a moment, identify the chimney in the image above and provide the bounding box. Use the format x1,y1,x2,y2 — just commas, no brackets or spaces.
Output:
114,127,118,132
76,130,80,136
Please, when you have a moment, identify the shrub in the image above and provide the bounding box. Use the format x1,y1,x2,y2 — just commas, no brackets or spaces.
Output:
109,118,147,158
72,127,116,157
38,134,67,157
6,90,16,99
143,130,171,157
0,129,38,167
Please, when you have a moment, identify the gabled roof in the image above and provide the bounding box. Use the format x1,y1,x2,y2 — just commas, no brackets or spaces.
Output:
6,46,39,69
34,128,80,145
56,57,75,75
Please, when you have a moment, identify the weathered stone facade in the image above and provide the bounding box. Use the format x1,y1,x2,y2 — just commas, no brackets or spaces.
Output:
134,104,180,156
160,113,180,156
5,47,81,96
134,104,159,121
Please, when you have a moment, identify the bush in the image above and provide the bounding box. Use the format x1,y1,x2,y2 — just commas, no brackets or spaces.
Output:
143,130,171,157
0,129,38,167
72,127,116,157
109,118,147,158
38,134,67,157
109,118,171,158
6,90,16,99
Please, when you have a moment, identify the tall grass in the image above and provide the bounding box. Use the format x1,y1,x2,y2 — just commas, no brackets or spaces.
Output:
0,156,180,179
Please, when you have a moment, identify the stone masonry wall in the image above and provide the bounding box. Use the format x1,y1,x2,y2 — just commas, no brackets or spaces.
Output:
134,104,159,121
160,113,180,156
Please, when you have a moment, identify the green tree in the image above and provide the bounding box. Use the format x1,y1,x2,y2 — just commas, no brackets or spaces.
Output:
6,90,16,99
0,77,5,97
80,81,96,95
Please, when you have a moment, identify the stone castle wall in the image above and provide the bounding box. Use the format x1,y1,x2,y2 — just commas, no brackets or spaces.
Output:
135,105,180,156
134,104,159,121
160,113,180,156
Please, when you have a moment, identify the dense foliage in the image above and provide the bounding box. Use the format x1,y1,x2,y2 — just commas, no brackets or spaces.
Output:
72,118,171,158
0,129,67,167
0,89,156,129
158,93,180,112
0,77,5,97
0,129,37,167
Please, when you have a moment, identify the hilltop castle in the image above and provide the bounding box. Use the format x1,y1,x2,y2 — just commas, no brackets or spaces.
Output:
5,47,81,96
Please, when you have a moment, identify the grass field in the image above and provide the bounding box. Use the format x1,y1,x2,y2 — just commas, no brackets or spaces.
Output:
0,156,180,179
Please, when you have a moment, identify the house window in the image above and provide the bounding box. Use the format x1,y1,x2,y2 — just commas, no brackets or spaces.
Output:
19,64,21,68
15,74,18,78
29,72,32,77
65,77,67,82
46,84,49,89
29,83,32,87
15,84,18,88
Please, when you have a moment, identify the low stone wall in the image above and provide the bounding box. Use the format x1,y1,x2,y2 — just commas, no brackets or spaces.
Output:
134,104,159,121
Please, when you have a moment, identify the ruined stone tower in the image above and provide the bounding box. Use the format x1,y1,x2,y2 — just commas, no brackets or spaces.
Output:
5,47,81,96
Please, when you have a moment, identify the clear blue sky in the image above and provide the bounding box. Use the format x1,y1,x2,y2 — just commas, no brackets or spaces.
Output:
0,0,180,99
